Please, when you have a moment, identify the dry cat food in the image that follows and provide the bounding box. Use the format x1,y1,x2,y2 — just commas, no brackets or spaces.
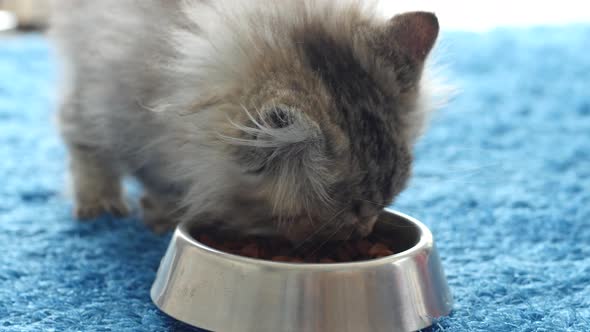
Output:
195,232,398,263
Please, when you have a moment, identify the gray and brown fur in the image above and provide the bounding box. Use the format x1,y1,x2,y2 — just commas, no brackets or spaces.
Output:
50,0,443,242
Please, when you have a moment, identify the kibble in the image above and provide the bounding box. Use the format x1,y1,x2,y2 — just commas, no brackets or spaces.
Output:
355,240,373,256
196,232,398,264
240,243,260,258
368,243,394,257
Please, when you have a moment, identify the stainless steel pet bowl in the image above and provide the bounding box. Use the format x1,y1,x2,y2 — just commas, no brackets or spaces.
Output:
151,209,452,332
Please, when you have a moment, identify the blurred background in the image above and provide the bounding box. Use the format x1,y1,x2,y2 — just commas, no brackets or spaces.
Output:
0,0,48,31
1,0,589,32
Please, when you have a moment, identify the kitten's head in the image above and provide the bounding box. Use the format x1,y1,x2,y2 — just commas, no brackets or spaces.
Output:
170,3,440,243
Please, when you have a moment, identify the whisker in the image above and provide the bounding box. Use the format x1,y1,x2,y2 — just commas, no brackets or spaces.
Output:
290,206,347,252
305,208,315,227
356,198,390,209
285,215,295,235
275,215,291,234
305,218,348,257
353,199,418,229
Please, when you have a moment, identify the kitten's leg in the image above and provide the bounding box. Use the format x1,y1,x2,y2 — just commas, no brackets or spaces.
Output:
140,191,180,234
69,144,129,220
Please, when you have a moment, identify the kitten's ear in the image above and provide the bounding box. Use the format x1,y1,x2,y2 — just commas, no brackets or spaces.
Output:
229,106,332,212
230,106,326,175
260,106,298,129
385,12,439,62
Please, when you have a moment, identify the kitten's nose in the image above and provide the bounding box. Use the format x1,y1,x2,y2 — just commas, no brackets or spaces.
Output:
355,215,379,238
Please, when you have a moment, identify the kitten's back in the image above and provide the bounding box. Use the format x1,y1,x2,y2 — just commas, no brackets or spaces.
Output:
50,0,181,90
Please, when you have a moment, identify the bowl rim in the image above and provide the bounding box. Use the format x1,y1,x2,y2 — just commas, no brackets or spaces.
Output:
176,208,434,270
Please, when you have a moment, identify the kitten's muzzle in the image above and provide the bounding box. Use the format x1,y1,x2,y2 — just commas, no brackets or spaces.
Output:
355,215,379,237
281,213,380,243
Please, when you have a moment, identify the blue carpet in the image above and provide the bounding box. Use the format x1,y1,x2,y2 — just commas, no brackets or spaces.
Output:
1,26,589,332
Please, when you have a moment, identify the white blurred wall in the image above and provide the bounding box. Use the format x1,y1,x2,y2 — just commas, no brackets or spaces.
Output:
379,0,590,31
0,0,49,28
1,0,590,31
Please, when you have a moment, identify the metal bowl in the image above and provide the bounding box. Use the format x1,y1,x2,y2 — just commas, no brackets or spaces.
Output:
151,209,453,332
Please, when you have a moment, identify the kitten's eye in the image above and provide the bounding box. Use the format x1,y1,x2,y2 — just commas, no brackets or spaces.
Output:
263,107,293,129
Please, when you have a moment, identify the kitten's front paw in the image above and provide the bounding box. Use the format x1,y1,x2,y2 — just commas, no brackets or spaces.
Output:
75,197,130,220
140,195,177,234
144,219,176,235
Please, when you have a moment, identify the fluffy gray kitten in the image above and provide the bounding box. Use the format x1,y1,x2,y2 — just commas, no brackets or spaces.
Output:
50,0,441,242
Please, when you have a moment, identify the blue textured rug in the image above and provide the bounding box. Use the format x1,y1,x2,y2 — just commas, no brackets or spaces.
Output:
1,26,589,332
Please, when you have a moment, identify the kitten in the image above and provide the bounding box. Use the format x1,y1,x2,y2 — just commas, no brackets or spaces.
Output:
50,0,441,243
